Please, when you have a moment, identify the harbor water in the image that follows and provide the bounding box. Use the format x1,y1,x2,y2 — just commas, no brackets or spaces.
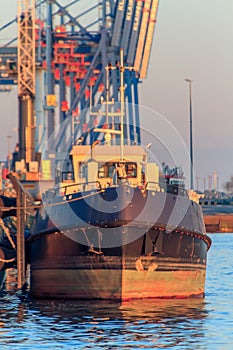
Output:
0,233,233,349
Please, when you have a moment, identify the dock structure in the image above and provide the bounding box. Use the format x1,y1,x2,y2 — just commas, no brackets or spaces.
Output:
200,197,233,233
16,181,26,289
7,173,35,289
0,0,160,182
204,214,233,233
202,205,233,233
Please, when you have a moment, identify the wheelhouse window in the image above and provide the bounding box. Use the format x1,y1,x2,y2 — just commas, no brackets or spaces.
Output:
125,162,137,178
98,162,115,178
79,163,88,178
98,162,137,179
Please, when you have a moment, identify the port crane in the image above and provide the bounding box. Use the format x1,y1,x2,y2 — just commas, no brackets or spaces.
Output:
0,0,159,193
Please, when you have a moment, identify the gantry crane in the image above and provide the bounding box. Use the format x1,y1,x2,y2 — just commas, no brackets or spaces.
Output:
0,0,160,192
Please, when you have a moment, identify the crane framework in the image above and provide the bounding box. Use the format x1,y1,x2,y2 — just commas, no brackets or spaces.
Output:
0,0,159,176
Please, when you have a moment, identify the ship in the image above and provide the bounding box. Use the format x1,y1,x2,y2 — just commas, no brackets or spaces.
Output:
26,58,211,300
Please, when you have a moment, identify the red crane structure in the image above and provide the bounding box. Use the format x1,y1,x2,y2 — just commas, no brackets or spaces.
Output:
0,0,159,192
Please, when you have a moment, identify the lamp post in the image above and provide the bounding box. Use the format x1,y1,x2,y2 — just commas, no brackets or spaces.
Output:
185,78,193,190
7,135,12,173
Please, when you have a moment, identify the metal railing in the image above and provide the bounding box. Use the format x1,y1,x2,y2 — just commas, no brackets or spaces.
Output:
44,178,188,199
44,180,103,199
145,181,188,197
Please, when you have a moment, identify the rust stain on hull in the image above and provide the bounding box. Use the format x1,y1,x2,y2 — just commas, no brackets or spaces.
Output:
28,226,210,300
30,267,206,300
122,269,205,300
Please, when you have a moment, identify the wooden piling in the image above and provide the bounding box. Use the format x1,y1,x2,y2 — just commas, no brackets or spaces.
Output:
16,187,26,289
7,174,34,290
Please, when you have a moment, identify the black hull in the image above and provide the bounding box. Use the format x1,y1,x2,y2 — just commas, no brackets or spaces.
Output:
28,186,211,300
33,186,207,237
28,227,210,299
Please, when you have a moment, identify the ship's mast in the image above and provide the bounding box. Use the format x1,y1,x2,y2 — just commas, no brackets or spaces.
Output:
91,49,133,161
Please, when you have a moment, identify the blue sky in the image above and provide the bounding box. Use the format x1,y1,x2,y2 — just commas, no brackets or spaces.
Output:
0,0,233,190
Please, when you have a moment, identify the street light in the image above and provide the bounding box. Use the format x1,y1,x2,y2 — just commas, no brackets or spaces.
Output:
185,78,193,190
7,135,12,173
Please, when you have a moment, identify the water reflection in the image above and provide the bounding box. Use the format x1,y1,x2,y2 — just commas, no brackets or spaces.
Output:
1,234,233,348
0,294,209,349
28,297,208,322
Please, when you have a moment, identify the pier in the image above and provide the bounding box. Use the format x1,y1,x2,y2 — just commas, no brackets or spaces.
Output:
202,205,233,233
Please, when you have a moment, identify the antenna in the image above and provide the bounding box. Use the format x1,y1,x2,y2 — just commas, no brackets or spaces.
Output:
90,49,134,159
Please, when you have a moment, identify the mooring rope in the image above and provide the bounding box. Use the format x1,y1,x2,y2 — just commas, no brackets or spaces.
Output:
0,188,105,212
0,218,16,249
0,190,105,259
0,257,15,263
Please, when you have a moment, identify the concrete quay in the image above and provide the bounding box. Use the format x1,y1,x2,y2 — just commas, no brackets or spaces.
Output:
202,205,233,233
